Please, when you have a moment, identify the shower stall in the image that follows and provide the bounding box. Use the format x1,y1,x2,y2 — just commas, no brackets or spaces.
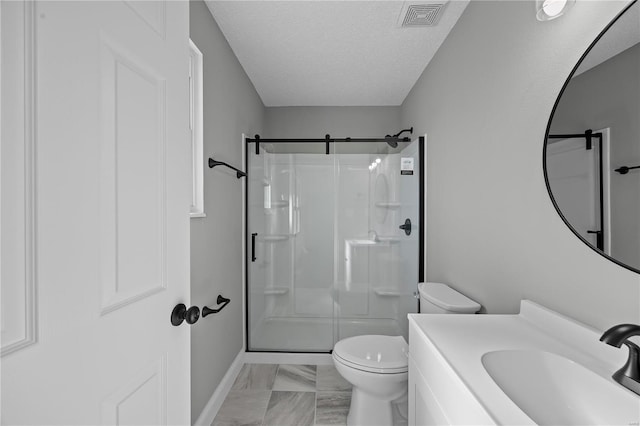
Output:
245,135,424,352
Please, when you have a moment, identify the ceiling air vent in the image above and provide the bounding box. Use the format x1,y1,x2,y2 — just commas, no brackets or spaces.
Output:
399,2,448,27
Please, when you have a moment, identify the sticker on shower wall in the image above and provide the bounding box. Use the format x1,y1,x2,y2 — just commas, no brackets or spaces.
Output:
401,157,414,175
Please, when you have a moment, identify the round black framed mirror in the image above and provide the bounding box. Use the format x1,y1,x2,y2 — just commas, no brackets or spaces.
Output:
543,0,639,274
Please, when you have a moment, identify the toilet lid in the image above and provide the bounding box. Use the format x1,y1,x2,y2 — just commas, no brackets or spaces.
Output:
333,335,408,374
419,282,480,313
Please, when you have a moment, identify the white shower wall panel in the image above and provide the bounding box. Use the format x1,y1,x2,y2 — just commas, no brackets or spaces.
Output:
292,156,335,316
264,153,294,318
335,154,374,316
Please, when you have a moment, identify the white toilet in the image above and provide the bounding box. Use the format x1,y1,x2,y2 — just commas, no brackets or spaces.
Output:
332,282,480,426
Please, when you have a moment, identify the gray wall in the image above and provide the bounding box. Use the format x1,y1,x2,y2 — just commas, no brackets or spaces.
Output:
189,0,640,419
189,0,264,420
264,106,401,138
401,0,640,329
550,43,640,270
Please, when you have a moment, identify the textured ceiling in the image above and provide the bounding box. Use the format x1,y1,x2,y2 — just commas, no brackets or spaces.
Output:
205,1,470,106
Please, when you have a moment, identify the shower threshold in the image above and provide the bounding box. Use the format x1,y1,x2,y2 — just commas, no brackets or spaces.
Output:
248,316,403,353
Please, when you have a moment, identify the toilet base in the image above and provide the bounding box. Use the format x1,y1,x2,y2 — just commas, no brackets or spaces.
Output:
346,387,406,426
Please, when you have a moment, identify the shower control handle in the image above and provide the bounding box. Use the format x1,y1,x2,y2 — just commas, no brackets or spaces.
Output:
399,218,412,236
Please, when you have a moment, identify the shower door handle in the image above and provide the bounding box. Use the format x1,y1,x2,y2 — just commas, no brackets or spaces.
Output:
251,233,258,262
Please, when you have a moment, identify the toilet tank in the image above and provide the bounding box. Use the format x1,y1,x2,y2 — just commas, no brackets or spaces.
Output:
418,282,480,314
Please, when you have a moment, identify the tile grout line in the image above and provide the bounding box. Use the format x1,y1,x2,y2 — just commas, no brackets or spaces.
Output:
260,389,272,426
313,391,317,426
224,363,351,426
313,367,318,426
261,363,279,426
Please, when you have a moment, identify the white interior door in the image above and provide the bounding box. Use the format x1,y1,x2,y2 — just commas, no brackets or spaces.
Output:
547,135,606,253
1,1,191,424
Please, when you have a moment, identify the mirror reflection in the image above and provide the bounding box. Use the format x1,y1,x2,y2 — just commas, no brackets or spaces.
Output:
545,1,639,273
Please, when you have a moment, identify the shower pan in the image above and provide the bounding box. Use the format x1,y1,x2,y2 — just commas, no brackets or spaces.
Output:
245,136,424,352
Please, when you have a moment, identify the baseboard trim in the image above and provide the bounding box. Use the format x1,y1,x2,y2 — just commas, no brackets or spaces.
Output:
244,352,333,365
193,350,245,426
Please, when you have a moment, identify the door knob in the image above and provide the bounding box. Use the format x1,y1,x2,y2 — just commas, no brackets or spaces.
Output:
171,303,201,326
399,218,412,236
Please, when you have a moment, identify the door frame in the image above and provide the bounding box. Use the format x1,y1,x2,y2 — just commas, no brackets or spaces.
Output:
0,0,38,358
546,128,611,255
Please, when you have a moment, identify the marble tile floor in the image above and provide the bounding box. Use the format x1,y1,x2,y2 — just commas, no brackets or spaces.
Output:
212,363,408,426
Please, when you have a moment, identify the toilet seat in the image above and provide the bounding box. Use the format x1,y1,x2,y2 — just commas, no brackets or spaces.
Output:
333,335,408,374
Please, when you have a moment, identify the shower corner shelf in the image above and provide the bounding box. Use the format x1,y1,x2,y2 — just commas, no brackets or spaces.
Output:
261,234,290,242
267,200,289,208
375,202,401,209
376,236,401,243
264,287,289,296
373,288,402,297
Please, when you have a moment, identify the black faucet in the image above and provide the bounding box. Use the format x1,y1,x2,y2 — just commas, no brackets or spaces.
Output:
600,324,640,395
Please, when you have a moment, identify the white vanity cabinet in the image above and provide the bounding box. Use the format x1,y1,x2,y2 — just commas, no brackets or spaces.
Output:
408,316,495,425
407,302,637,425
408,355,449,425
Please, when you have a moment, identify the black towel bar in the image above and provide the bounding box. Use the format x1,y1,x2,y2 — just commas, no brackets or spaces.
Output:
615,165,640,175
202,295,230,317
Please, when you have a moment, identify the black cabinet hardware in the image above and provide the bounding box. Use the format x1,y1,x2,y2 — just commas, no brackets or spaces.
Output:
171,304,200,326
202,295,231,317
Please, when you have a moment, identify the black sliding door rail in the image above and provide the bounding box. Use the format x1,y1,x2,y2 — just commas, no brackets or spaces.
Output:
245,137,411,143
247,134,412,156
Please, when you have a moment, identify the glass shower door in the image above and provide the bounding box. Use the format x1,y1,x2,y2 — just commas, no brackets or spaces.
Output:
246,142,335,351
334,140,420,342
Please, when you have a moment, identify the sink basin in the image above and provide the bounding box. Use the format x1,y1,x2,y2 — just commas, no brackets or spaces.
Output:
482,350,640,425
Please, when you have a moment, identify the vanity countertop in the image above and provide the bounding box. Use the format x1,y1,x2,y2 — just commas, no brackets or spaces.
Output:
408,301,639,425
